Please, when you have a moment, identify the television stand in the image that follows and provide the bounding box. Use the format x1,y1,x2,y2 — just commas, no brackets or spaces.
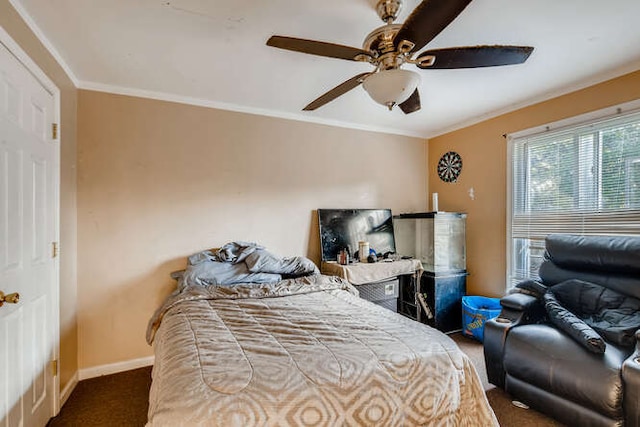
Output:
321,259,423,313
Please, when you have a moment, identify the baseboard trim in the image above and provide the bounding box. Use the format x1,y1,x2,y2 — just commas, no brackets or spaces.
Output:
59,372,78,408
78,356,155,381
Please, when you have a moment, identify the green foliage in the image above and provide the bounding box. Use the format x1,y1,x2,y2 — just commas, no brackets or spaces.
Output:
524,122,640,212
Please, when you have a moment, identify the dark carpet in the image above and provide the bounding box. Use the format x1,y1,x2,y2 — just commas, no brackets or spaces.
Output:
47,367,152,427
48,334,565,426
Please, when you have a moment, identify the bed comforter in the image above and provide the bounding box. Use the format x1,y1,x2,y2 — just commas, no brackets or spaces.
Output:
146,275,497,426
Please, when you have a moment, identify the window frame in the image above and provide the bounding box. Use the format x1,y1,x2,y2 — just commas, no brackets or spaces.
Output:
506,99,640,290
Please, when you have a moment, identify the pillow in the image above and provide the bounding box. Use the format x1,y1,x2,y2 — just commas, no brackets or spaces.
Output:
552,279,640,348
187,250,216,266
543,291,606,354
182,260,281,288
244,249,319,277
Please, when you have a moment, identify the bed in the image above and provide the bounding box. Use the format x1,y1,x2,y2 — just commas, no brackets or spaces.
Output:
146,243,497,426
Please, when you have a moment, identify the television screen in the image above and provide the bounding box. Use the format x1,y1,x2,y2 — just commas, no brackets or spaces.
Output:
318,209,396,261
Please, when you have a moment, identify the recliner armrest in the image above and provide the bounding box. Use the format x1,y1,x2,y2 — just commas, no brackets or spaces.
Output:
622,330,640,427
491,293,546,325
484,293,546,389
500,292,540,312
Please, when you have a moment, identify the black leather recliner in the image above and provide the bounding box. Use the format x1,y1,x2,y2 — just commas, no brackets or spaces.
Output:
484,234,640,427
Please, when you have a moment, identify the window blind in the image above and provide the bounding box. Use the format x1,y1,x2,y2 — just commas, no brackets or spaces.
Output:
508,109,640,287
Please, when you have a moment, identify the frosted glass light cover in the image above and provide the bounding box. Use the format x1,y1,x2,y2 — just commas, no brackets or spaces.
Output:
363,69,420,106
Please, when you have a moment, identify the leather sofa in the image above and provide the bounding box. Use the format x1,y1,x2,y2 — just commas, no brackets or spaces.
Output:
484,234,640,427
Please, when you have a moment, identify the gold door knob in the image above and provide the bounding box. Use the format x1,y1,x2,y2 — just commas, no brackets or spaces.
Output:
0,291,20,307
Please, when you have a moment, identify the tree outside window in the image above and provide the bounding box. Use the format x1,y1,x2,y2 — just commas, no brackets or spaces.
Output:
508,114,640,288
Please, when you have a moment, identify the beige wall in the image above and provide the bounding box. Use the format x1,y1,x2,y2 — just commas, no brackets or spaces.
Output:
1,3,78,391
77,90,428,368
9,0,639,375
428,70,640,298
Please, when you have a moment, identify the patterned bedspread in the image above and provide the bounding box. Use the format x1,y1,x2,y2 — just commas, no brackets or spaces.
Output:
146,275,498,426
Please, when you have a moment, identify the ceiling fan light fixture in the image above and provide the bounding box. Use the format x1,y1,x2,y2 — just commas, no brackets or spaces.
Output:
363,69,420,109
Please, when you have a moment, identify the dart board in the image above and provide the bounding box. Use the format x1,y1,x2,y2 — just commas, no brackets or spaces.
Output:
437,151,463,182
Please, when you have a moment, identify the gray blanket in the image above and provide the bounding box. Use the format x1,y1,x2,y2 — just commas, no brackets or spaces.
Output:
180,241,319,289
146,275,498,426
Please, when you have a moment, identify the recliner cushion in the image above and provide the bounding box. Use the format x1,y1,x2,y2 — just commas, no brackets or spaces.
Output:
538,259,640,300
551,279,640,347
504,324,629,419
545,234,640,275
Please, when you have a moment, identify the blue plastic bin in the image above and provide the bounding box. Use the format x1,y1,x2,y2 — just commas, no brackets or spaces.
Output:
462,296,501,342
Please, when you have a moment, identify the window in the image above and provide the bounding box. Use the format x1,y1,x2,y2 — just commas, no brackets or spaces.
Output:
507,105,640,288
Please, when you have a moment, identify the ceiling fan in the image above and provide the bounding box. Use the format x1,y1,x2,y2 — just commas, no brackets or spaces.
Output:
266,0,533,114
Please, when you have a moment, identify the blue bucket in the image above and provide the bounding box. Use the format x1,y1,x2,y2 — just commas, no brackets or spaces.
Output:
462,296,502,342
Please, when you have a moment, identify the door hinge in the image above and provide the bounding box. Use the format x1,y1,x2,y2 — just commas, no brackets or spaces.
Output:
52,123,58,140
51,360,58,377
52,242,59,258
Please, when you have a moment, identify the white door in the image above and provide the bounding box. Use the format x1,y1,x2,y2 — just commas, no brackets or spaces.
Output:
0,38,58,427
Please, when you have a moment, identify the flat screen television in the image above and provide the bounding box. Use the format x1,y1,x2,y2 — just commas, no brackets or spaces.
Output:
318,208,396,262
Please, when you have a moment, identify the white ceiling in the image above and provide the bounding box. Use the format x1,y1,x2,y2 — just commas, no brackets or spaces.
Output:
11,0,640,138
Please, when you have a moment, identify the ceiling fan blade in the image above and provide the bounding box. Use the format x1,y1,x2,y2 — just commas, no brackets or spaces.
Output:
416,45,534,69
267,36,373,61
394,0,472,53
399,89,421,114
303,73,372,111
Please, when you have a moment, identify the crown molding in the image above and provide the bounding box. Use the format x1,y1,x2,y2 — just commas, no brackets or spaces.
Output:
78,80,427,139
427,59,640,139
8,0,79,86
